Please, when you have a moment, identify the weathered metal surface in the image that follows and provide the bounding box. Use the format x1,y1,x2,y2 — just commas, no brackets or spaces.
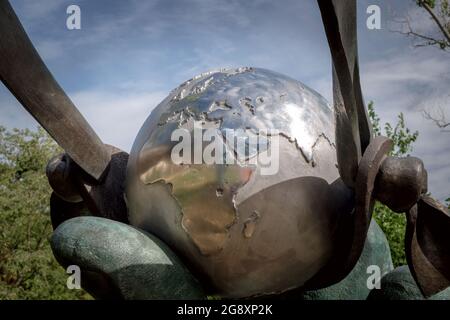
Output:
0,0,110,180
416,196,450,281
319,0,450,298
46,154,84,203
368,265,450,300
89,146,129,223
303,220,393,300
374,156,427,213
126,68,352,297
50,192,90,230
318,0,373,188
308,136,392,289
350,136,392,273
47,145,129,224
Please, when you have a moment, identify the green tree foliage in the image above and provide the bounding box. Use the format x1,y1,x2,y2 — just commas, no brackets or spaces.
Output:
0,126,91,299
368,102,419,267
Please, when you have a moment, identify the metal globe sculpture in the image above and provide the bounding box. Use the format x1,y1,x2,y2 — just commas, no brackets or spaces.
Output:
1,0,449,299
126,67,352,297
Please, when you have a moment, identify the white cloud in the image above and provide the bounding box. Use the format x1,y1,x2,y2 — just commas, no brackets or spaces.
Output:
70,89,166,152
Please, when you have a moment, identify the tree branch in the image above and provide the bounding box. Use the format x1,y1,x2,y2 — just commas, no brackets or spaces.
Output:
419,0,450,44
423,107,450,131
391,1,450,51
390,13,449,49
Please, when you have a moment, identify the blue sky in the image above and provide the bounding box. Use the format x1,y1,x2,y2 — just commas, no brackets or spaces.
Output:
1,0,449,200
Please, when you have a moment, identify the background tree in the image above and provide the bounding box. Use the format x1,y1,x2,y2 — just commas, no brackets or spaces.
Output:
0,126,90,299
368,101,419,267
423,106,450,132
395,0,450,51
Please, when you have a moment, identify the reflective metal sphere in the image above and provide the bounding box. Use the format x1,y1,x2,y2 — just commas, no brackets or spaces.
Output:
125,68,352,297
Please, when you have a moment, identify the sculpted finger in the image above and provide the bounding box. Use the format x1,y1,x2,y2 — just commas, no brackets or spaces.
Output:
51,216,205,299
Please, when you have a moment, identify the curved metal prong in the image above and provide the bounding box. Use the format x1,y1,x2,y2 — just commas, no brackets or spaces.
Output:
318,0,373,188
0,0,110,180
